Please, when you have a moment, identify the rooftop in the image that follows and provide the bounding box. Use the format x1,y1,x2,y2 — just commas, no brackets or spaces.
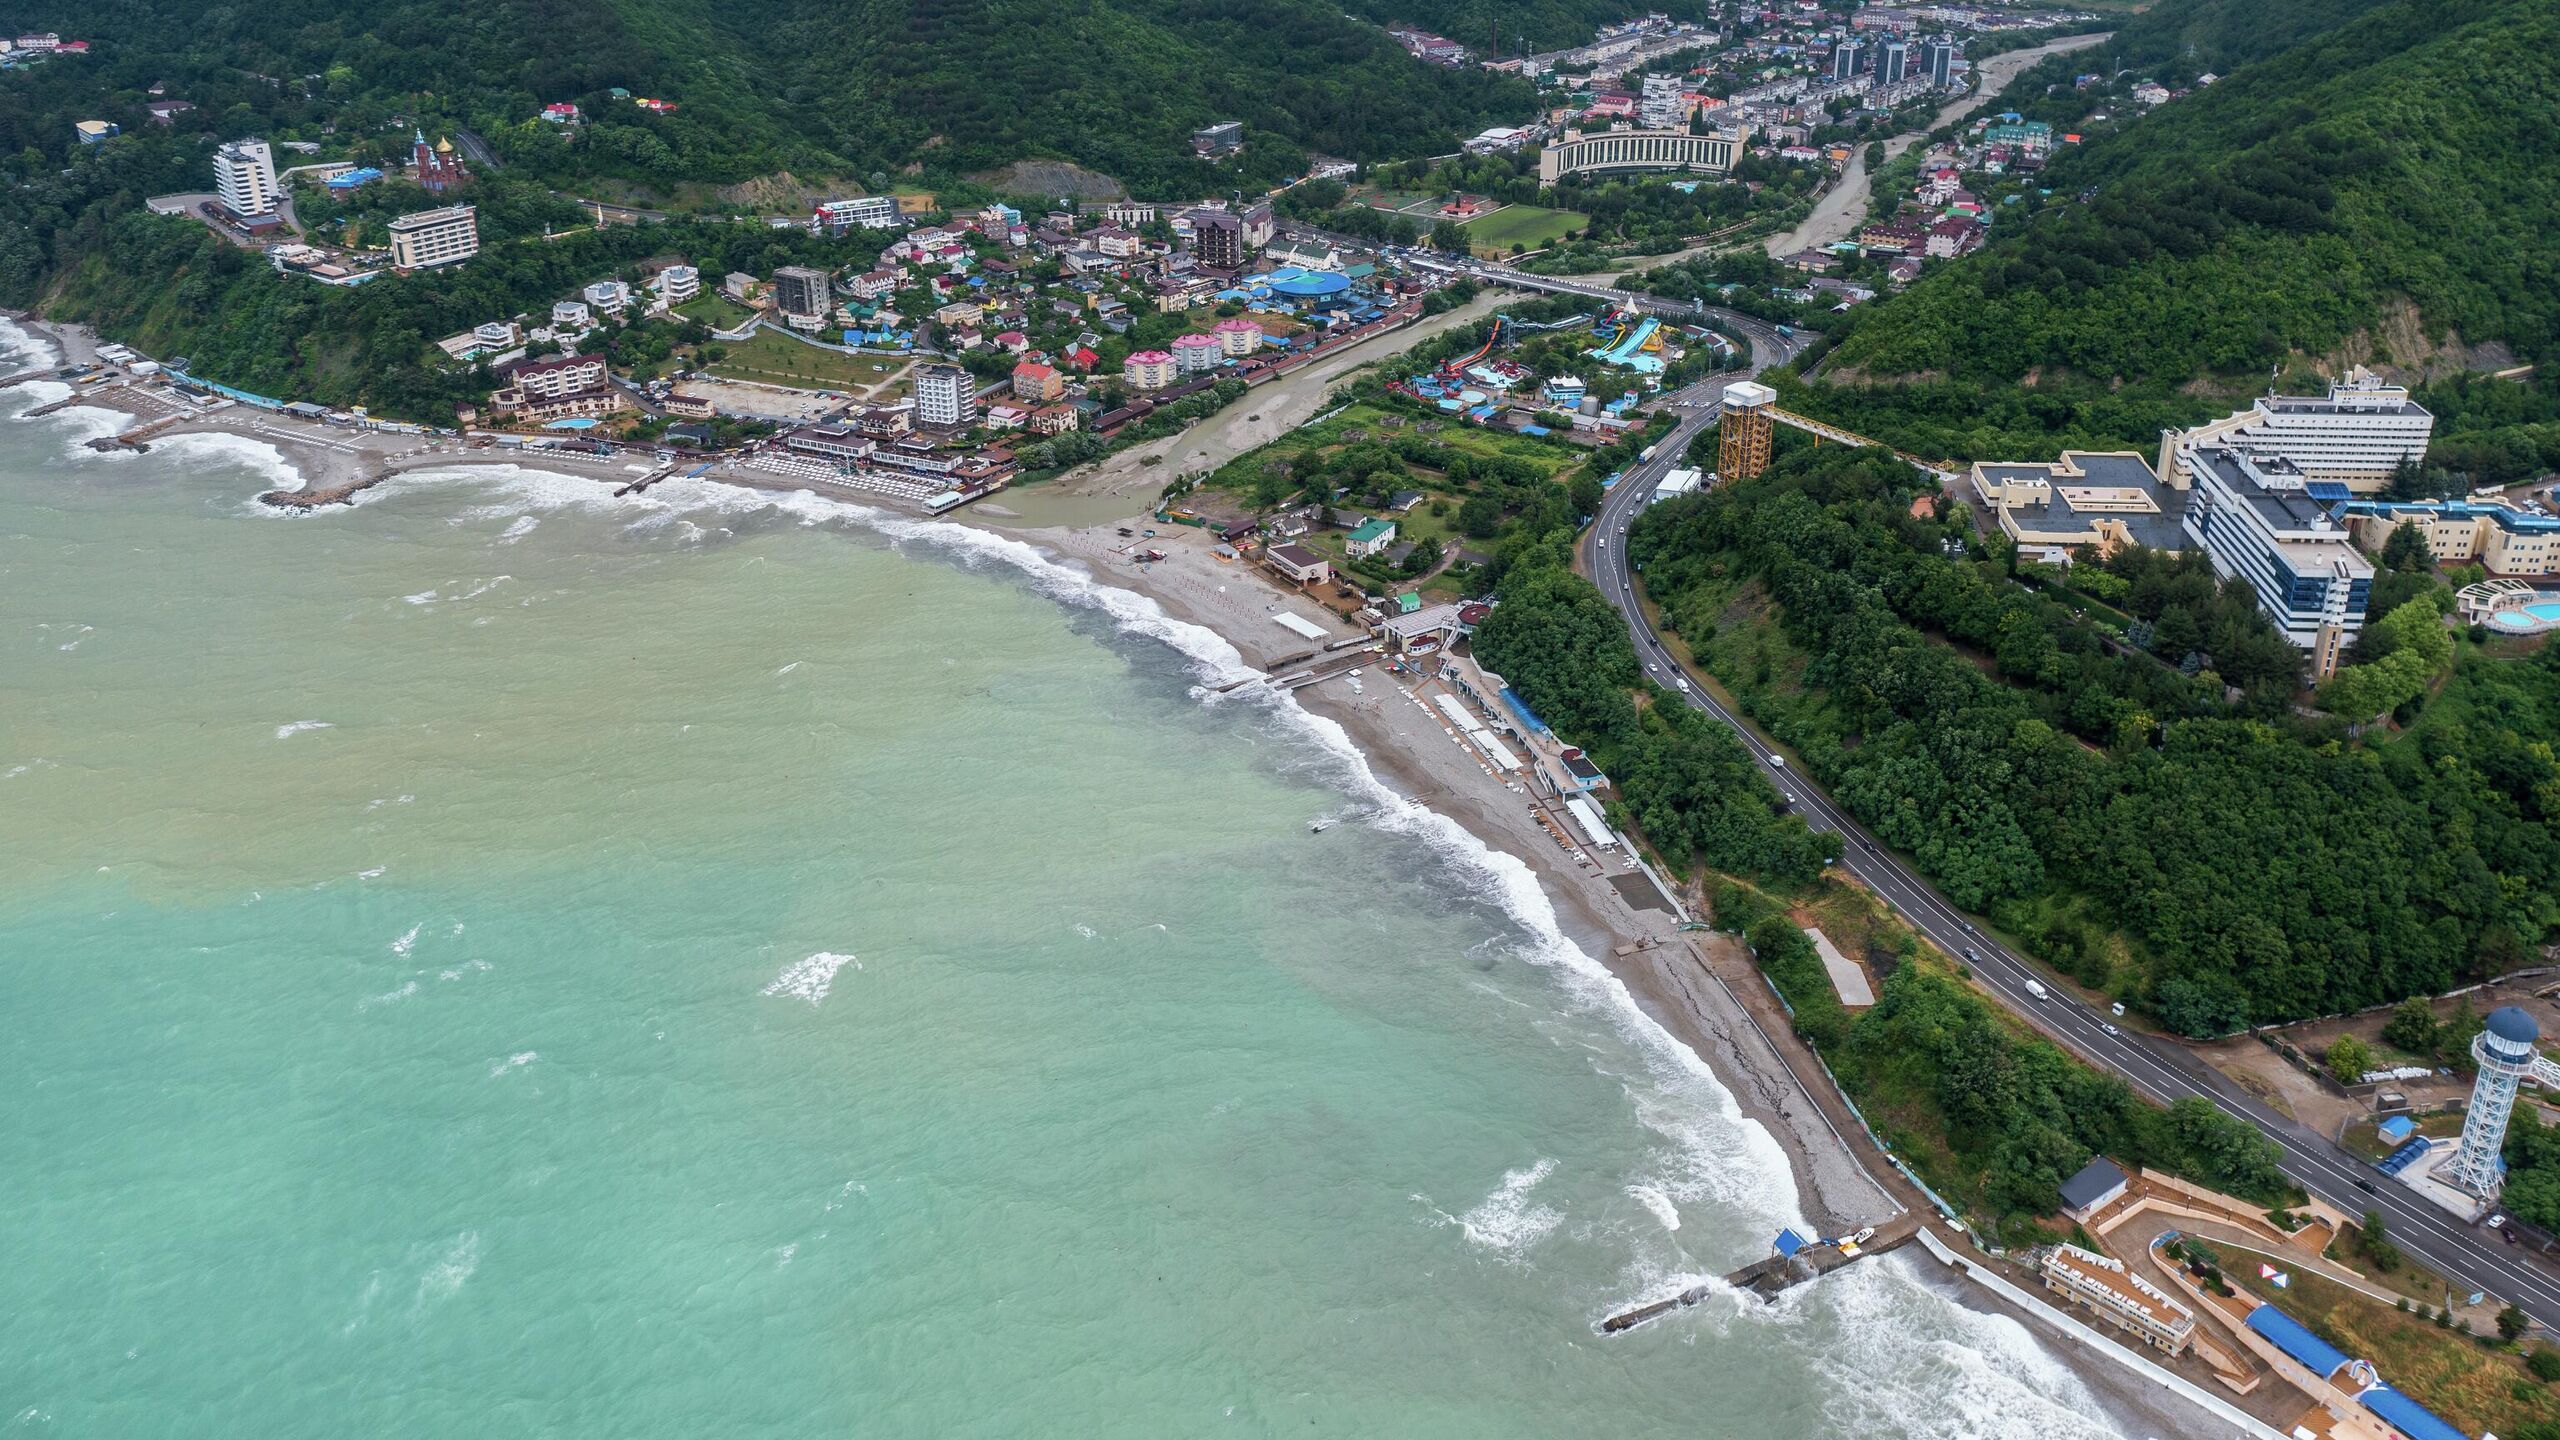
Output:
2057,1156,2126,1212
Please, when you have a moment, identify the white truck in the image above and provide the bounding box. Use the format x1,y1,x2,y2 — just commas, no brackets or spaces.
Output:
2023,979,2050,1001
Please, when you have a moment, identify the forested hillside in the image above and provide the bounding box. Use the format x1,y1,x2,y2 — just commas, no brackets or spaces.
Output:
1797,0,2556,456
1627,444,2560,1034
0,0,1533,202
1338,0,1706,54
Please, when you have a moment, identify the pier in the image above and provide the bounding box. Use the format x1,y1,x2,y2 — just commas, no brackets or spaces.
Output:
258,472,388,509
87,415,186,452
1601,1212,1925,1332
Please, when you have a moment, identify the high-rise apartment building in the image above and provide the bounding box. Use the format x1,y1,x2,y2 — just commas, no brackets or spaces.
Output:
913,363,977,429
212,139,279,224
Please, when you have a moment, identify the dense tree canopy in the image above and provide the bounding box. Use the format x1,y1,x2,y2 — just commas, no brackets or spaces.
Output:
1788,0,2559,460
1629,444,2560,1032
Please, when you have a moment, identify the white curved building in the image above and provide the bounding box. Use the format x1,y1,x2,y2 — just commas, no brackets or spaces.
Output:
1538,126,1747,182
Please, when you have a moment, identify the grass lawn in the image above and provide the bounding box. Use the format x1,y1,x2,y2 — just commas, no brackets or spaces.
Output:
2258,1268,2560,1440
676,294,756,330
1463,204,1590,257
698,330,909,393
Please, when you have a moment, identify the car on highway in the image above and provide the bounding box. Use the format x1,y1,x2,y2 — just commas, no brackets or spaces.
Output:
2023,979,2049,1001
1768,755,1784,769
2102,1023,2119,1036
1674,677,1690,693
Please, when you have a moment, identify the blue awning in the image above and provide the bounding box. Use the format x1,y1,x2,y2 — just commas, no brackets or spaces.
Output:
1774,1228,1809,1258
2245,1304,2349,1379
2358,1384,2469,1440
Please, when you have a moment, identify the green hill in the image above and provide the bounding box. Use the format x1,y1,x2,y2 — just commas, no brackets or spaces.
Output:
0,0,1536,202
1797,0,2557,455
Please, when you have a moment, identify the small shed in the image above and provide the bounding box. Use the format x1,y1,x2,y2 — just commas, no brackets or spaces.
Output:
2377,1115,2416,1144
2058,1156,2128,1221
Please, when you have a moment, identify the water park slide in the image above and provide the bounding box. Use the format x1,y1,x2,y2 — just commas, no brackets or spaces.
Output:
1598,316,1659,367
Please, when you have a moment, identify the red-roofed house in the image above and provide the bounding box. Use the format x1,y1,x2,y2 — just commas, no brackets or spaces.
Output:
1012,360,1063,402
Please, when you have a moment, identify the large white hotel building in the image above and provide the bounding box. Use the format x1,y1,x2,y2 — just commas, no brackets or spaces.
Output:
2158,367,2434,493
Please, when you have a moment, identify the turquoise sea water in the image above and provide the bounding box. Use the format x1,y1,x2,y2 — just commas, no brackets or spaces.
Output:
0,323,2130,1438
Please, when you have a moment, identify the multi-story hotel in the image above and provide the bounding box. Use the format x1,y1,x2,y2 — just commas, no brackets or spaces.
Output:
2159,367,2435,493
387,205,479,270
2039,1245,2195,1357
489,352,626,422
912,363,978,430
211,139,279,225
1538,125,1746,182
2183,446,2375,673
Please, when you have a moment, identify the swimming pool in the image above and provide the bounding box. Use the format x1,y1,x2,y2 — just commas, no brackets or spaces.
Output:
2491,601,2560,631
544,417,600,430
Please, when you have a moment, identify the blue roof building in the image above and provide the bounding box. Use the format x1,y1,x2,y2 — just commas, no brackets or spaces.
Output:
2245,1304,2350,1379
2245,1305,2469,1440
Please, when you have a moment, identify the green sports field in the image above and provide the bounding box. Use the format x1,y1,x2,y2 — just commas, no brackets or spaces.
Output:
1462,204,1588,255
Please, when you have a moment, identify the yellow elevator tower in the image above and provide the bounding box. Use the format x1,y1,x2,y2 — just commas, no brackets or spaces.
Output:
1718,380,1777,482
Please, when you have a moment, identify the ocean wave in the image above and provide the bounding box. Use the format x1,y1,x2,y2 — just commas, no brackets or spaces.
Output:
384,465,1807,1243
1627,1184,1682,1233
487,1050,539,1077
273,720,334,740
147,431,305,491
1791,1259,2128,1440
0,314,58,368
358,980,419,1011
763,951,860,1006
415,1230,481,1307
1419,1158,1568,1260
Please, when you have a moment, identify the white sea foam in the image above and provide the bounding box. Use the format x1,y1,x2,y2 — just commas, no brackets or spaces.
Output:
273,720,334,740
358,980,419,1011
148,431,304,491
497,514,540,543
487,1050,539,1077
416,1231,481,1306
1783,1259,2129,1440
1628,1184,1682,1233
389,924,421,957
402,590,439,605
763,951,859,1006
0,314,57,368
1456,1159,1565,1256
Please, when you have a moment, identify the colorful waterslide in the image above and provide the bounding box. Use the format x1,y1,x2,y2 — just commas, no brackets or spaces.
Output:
1590,315,1664,373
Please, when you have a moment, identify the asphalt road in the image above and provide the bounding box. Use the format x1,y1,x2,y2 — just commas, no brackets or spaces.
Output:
1576,329,2560,1328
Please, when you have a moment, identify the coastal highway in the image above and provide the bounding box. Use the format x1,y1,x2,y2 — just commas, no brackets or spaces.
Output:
1582,361,2560,1330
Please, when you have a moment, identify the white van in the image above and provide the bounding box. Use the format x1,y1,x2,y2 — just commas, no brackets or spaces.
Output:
2023,979,2050,1001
